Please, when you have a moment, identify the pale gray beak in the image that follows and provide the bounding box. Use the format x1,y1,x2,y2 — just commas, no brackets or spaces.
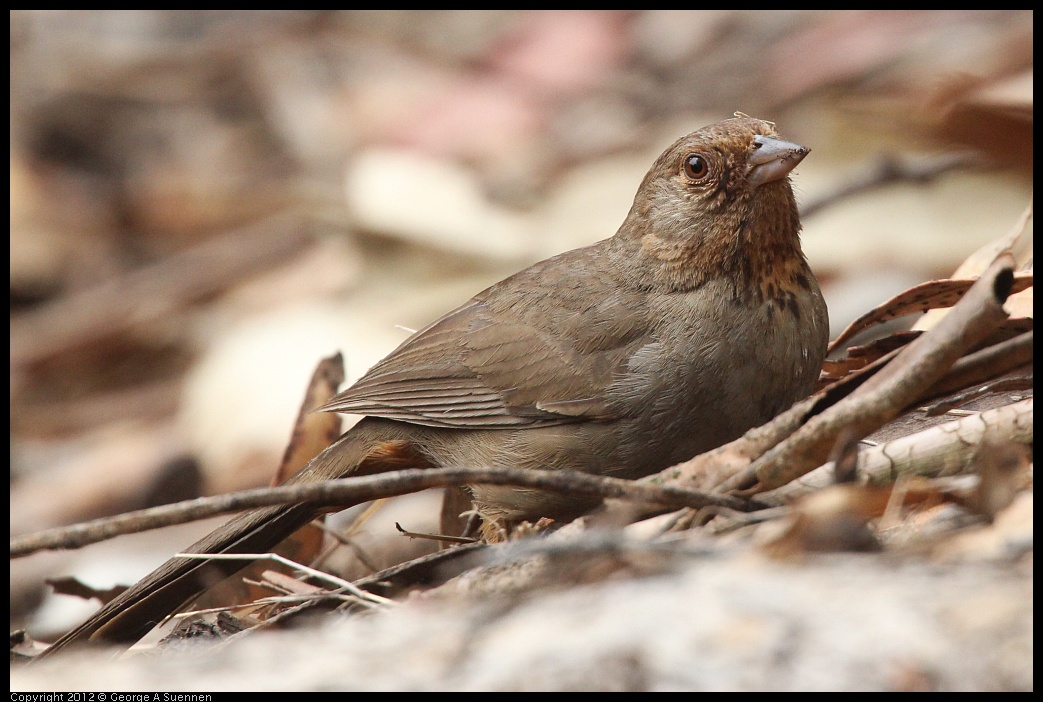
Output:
747,135,809,187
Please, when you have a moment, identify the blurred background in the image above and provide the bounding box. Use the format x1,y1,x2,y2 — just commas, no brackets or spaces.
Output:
9,11,1032,637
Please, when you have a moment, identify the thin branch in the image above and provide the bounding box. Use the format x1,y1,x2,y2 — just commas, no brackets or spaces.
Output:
174,552,393,608
395,522,477,545
925,375,1032,416
759,397,1033,504
922,331,1033,403
10,466,760,558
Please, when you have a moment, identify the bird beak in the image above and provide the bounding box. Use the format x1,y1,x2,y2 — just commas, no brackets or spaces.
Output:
747,135,810,187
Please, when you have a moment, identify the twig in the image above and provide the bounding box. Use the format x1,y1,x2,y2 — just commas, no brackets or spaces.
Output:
10,466,759,557
925,375,1032,416
395,522,477,545
174,552,393,608
265,543,490,626
922,330,1033,401
759,397,1033,504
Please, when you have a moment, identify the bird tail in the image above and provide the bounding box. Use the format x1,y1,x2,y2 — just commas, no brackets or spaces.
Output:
35,418,429,659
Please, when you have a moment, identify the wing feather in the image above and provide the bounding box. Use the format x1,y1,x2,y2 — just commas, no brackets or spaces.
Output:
319,246,652,428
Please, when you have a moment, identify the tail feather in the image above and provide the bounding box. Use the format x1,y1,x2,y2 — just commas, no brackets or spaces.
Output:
36,418,423,659
38,502,319,657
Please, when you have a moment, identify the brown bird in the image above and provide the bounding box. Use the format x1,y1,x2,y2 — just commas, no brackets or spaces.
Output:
39,116,828,655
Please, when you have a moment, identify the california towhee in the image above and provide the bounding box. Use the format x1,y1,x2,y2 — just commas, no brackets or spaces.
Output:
40,116,828,654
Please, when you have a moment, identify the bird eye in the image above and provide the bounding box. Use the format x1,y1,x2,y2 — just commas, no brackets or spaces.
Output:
682,153,710,181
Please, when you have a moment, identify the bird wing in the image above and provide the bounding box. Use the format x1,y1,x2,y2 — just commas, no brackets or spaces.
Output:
320,248,649,428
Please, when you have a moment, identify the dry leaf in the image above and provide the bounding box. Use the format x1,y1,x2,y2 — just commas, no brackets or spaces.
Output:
916,206,1032,330
829,272,1032,353
193,353,345,618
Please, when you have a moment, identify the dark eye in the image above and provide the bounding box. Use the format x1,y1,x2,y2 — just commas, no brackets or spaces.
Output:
682,153,710,181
